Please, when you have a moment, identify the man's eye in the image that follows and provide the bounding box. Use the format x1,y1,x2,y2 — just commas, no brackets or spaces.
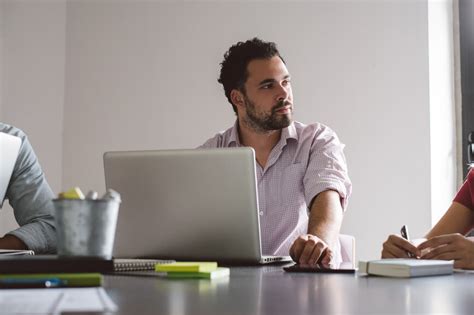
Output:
261,84,273,89
282,80,291,86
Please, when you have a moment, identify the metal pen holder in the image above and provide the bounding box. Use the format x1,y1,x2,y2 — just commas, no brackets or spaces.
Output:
53,199,120,259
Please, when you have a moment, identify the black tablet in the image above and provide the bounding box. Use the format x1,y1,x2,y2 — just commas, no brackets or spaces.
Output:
283,264,356,274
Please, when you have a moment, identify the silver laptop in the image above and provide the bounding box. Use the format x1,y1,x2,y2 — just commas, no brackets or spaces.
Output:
103,147,291,264
0,133,21,207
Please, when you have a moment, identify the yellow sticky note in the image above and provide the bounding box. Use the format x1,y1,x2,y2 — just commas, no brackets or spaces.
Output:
58,187,85,199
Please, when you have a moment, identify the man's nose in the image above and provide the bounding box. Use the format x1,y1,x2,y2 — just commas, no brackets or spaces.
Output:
276,84,289,101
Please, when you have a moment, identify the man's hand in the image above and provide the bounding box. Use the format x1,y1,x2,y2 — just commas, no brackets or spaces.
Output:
0,234,27,250
382,234,420,258
289,234,333,267
292,190,343,267
418,234,474,269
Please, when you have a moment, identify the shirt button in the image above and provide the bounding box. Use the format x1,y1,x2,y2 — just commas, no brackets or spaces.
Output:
259,211,263,216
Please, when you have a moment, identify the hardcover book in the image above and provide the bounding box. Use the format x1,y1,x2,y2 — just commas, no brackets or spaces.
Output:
358,259,453,278
0,256,114,274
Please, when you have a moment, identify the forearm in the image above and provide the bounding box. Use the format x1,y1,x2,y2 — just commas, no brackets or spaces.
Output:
307,190,343,248
0,234,27,250
425,202,474,239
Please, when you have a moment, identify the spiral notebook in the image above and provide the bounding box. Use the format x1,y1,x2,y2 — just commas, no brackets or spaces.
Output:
113,259,175,272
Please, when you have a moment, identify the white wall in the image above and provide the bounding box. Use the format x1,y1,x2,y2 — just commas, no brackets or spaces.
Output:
62,1,235,189
0,1,65,231
428,0,457,226
62,1,432,260
0,2,3,121
2,0,454,261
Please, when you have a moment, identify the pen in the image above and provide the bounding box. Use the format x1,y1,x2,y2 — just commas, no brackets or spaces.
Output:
400,225,414,258
0,278,64,289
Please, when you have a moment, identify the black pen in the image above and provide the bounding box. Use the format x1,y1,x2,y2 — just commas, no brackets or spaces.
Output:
400,225,414,258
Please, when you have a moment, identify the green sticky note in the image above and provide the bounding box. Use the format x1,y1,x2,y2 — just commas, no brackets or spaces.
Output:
165,267,230,279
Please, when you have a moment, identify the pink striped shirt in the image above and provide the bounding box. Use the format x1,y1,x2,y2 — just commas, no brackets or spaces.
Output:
200,121,352,256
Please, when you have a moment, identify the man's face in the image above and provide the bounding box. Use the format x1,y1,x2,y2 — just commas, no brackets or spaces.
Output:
238,56,293,132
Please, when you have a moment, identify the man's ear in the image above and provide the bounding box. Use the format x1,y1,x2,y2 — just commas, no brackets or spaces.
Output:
230,89,245,109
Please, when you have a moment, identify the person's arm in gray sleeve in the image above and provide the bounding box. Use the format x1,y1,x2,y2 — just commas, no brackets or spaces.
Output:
3,132,56,254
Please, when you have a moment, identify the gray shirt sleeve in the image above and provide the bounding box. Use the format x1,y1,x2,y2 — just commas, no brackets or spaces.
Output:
3,125,56,254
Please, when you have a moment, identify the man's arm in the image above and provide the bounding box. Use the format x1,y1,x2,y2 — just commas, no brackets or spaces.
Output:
3,126,56,254
289,124,350,266
307,190,343,247
290,190,343,266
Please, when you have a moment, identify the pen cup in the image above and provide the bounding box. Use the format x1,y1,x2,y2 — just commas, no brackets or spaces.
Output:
53,199,120,259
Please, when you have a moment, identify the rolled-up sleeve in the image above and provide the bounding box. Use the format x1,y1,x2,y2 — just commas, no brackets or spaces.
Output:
5,130,56,253
303,126,352,210
453,169,474,211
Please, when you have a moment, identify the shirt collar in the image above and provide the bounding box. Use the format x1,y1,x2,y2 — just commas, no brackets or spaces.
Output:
229,120,298,146
228,120,241,146
282,122,298,143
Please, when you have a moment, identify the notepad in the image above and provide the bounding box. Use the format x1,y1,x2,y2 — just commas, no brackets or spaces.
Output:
165,267,230,279
359,259,454,278
155,262,218,273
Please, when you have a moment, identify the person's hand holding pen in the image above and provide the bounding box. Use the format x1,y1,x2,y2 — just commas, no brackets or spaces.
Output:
381,225,421,258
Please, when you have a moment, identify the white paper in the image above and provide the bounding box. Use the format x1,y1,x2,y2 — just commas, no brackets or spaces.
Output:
0,289,62,313
0,287,118,314
454,268,474,273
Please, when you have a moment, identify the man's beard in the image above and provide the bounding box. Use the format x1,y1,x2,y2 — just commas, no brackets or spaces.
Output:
242,95,293,133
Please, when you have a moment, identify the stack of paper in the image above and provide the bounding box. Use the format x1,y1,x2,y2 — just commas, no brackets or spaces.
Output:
155,262,230,279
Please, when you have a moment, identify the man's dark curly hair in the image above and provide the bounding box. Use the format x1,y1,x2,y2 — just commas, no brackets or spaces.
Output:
218,38,285,114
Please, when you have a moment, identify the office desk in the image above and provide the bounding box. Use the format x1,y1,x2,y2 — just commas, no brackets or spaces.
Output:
104,265,474,314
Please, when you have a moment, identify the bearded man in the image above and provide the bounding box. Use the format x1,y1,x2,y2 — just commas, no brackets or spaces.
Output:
200,38,352,267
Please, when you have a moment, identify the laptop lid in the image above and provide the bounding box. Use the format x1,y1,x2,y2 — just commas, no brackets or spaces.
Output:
0,133,21,207
104,148,270,263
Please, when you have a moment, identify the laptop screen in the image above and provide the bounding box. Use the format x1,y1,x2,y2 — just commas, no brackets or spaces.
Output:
104,148,266,262
0,133,21,206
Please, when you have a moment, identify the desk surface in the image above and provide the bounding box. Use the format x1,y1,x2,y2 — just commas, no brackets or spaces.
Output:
104,265,474,314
